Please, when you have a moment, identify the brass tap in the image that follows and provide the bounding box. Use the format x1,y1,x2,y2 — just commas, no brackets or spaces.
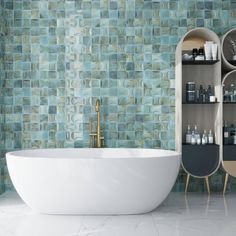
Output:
96,99,101,148
89,99,104,148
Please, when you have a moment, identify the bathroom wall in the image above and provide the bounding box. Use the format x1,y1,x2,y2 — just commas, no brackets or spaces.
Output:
0,0,6,193
2,0,236,191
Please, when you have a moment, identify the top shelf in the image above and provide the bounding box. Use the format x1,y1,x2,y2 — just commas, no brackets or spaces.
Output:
182,60,219,65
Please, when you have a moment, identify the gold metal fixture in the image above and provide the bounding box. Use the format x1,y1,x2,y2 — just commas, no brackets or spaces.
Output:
185,174,211,194
185,174,190,193
205,176,210,195
89,99,104,148
223,173,229,195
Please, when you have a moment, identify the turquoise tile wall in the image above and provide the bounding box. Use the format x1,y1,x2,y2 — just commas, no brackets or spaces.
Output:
2,0,236,191
0,0,6,193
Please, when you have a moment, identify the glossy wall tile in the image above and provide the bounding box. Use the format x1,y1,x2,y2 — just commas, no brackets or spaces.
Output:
1,0,236,191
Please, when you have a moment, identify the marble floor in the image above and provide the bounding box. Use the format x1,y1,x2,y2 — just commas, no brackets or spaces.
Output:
0,191,236,236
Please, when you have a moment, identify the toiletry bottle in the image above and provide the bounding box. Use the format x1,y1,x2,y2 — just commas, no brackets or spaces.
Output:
208,130,214,144
191,131,196,145
223,84,228,102
233,90,236,102
194,125,200,144
199,85,204,102
207,85,213,96
195,48,205,61
197,135,201,145
224,90,230,102
204,129,208,144
185,125,192,144
229,84,235,102
212,43,218,60
203,89,207,103
204,42,213,60
230,124,235,145
202,130,207,145
192,48,198,60
223,121,229,145
205,86,211,102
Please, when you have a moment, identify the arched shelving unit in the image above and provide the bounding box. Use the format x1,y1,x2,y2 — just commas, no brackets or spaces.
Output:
221,28,236,71
175,28,222,194
221,28,236,194
222,71,236,194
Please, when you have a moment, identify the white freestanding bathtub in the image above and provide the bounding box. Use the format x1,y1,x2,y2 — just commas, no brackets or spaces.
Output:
6,148,180,215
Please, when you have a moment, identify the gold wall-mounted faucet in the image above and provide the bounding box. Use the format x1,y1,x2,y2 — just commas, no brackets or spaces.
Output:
89,99,104,148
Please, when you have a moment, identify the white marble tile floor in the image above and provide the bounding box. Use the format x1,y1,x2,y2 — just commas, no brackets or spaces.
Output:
0,191,236,236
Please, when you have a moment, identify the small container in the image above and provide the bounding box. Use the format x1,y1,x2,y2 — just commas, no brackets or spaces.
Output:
198,48,204,56
234,135,236,145
208,130,214,144
197,137,201,145
192,48,198,59
202,130,207,145
186,91,195,102
186,82,196,91
195,48,205,61
186,125,192,144
210,96,216,102
233,90,236,102
191,131,196,145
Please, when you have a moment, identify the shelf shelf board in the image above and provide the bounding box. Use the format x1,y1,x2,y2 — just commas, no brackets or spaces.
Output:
182,143,219,146
182,60,219,65
182,102,219,104
223,102,236,104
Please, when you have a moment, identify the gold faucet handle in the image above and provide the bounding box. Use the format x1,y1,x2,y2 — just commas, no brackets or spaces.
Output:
89,133,97,148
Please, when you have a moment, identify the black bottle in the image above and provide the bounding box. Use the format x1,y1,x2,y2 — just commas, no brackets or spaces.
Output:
199,85,204,102
223,121,229,145
192,48,198,60
206,85,212,102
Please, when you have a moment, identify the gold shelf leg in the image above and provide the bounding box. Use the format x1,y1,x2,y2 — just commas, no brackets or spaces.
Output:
205,177,210,195
223,173,229,195
185,174,190,194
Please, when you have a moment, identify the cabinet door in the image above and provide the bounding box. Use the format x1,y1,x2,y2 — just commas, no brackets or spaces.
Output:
182,145,219,177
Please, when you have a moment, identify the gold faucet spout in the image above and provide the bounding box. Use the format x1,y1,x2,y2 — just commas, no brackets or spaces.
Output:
96,99,101,148
95,99,100,112
89,99,104,148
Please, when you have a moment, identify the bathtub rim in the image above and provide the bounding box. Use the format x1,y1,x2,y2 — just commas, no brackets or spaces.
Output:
6,148,181,160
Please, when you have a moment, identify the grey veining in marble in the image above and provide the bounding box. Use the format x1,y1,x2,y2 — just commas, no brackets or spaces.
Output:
0,191,236,236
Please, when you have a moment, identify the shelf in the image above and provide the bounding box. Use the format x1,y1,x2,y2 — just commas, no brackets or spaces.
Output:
182,143,218,146
183,102,219,104
222,28,236,71
182,60,219,65
223,102,236,104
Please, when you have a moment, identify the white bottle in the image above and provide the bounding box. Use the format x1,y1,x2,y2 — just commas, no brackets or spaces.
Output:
194,125,200,143
203,129,208,144
197,136,201,145
186,125,192,144
208,130,214,144
191,131,196,145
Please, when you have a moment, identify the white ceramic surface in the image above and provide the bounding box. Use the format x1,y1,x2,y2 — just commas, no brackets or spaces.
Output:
6,148,180,215
1,191,236,236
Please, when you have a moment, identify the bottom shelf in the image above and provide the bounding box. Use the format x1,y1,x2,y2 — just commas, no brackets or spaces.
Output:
182,144,219,177
223,145,236,161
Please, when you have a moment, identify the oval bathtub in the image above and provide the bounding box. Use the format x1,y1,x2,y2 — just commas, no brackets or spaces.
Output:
6,148,180,215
